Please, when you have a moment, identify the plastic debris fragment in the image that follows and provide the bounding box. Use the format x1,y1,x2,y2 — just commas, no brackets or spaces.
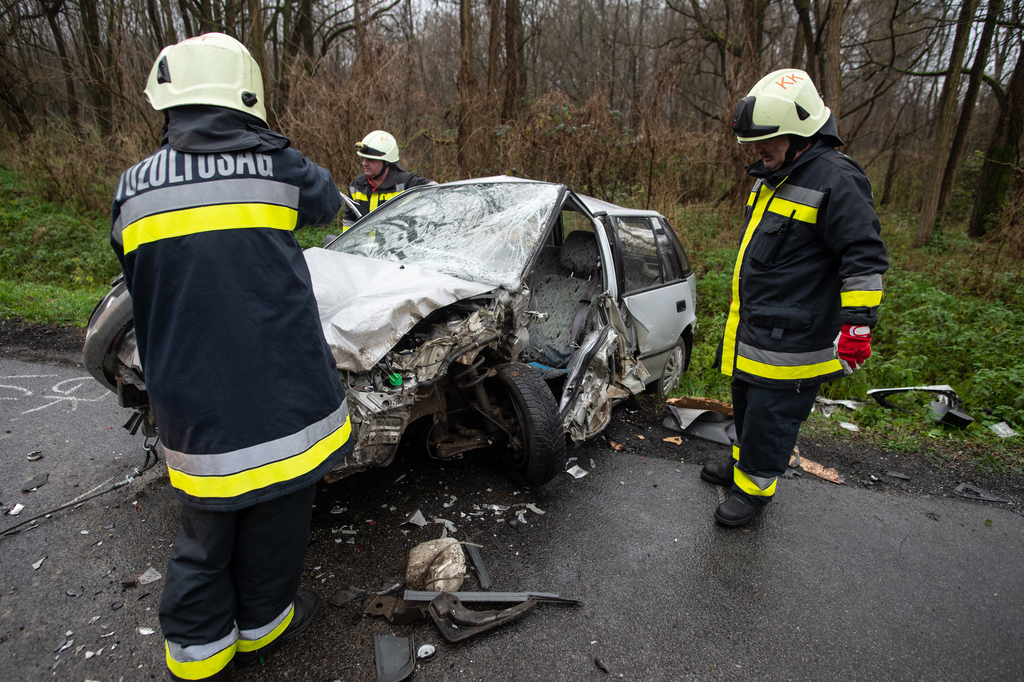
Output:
26,451,43,461
21,473,48,491
566,465,589,479
953,483,1009,504
138,567,162,585
405,510,428,527
138,627,155,636
406,538,465,592
663,436,683,445
990,422,1018,438
8,503,24,516
32,557,45,570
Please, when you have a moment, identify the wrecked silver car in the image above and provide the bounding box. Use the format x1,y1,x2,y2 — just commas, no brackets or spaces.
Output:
83,176,696,486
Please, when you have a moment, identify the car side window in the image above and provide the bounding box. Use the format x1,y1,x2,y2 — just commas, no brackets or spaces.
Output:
616,217,664,293
560,208,593,240
659,218,693,278
655,225,684,282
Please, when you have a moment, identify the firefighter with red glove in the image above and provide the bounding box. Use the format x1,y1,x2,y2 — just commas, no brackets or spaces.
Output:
701,69,888,527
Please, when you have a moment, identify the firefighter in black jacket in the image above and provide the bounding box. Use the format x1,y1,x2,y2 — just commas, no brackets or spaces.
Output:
343,130,434,227
112,34,351,680
701,69,888,528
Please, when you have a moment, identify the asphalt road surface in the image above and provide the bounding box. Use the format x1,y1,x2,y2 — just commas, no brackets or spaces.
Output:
1,356,1021,682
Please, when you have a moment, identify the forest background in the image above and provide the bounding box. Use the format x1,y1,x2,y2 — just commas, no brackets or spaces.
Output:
0,0,1022,470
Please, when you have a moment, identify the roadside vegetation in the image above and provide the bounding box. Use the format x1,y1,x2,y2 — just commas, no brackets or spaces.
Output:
1,144,1021,474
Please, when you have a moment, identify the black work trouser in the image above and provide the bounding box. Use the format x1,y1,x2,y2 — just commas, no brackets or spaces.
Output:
160,484,316,670
731,377,820,509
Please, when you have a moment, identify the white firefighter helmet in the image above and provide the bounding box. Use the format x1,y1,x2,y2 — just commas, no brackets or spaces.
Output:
732,69,830,144
355,131,400,164
144,33,266,123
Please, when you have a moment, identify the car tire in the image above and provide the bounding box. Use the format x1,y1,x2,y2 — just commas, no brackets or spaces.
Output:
650,336,688,395
489,363,566,486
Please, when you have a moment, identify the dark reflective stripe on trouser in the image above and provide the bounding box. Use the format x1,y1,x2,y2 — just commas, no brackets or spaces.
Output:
161,484,316,680
730,377,820,509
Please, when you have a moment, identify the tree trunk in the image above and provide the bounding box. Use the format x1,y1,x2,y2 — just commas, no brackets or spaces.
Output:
914,0,981,247
792,0,817,84
146,0,165,51
160,0,179,44
457,0,478,173
821,0,843,124
177,0,195,37
880,132,901,206
40,0,81,132
501,0,521,122
79,0,113,136
487,0,502,100
939,0,1002,219
969,47,1024,238
246,0,270,122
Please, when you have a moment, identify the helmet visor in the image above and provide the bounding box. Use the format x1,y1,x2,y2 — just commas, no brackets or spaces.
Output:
355,142,386,157
733,96,781,144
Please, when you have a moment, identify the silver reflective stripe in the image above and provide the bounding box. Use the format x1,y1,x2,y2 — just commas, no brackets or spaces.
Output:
167,626,237,663
113,179,300,244
737,342,836,366
162,400,349,476
112,214,124,247
239,602,292,642
842,274,883,292
396,183,406,191
745,472,777,490
775,184,824,207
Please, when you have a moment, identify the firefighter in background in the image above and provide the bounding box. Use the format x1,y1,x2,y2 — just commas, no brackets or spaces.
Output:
701,68,888,528
343,130,434,227
112,33,351,680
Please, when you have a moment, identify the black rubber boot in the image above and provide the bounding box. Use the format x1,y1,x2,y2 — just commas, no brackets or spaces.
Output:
714,495,760,527
235,590,321,668
699,460,734,487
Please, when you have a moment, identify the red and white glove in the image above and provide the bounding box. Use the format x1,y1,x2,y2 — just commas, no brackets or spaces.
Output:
837,324,872,370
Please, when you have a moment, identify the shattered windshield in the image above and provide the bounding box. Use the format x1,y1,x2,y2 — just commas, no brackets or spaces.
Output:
328,181,561,289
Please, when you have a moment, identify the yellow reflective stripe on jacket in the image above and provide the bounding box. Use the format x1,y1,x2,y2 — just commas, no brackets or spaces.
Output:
350,191,369,202
767,197,818,224
732,445,740,461
167,416,350,500
122,203,298,254
165,636,236,681
369,190,401,211
734,468,777,497
841,290,883,307
237,604,293,652
722,182,775,376
736,354,843,381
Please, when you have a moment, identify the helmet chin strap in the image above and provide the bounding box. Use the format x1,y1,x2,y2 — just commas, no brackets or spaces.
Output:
783,136,812,167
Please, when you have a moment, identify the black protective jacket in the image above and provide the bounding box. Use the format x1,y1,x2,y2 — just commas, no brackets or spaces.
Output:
344,163,433,224
720,116,889,389
111,106,351,511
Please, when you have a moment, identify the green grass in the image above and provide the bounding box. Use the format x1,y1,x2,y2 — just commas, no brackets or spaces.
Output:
0,281,109,326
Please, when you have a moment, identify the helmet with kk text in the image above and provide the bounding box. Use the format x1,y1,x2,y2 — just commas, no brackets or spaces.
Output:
732,69,830,144
355,131,400,164
144,33,266,123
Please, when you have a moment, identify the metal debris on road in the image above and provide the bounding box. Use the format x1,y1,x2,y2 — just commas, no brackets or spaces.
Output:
428,592,537,642
26,451,43,461
138,567,162,585
416,643,437,661
404,590,582,605
566,465,589,479
886,471,911,481
663,406,736,446
374,634,416,682
329,585,366,606
364,596,428,625
8,503,25,516
464,538,492,590
990,422,1018,438
953,483,1010,504
21,473,49,492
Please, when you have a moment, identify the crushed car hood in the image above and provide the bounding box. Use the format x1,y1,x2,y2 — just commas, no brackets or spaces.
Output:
305,248,495,372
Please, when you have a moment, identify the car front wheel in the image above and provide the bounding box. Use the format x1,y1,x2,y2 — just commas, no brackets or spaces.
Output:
488,363,565,485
